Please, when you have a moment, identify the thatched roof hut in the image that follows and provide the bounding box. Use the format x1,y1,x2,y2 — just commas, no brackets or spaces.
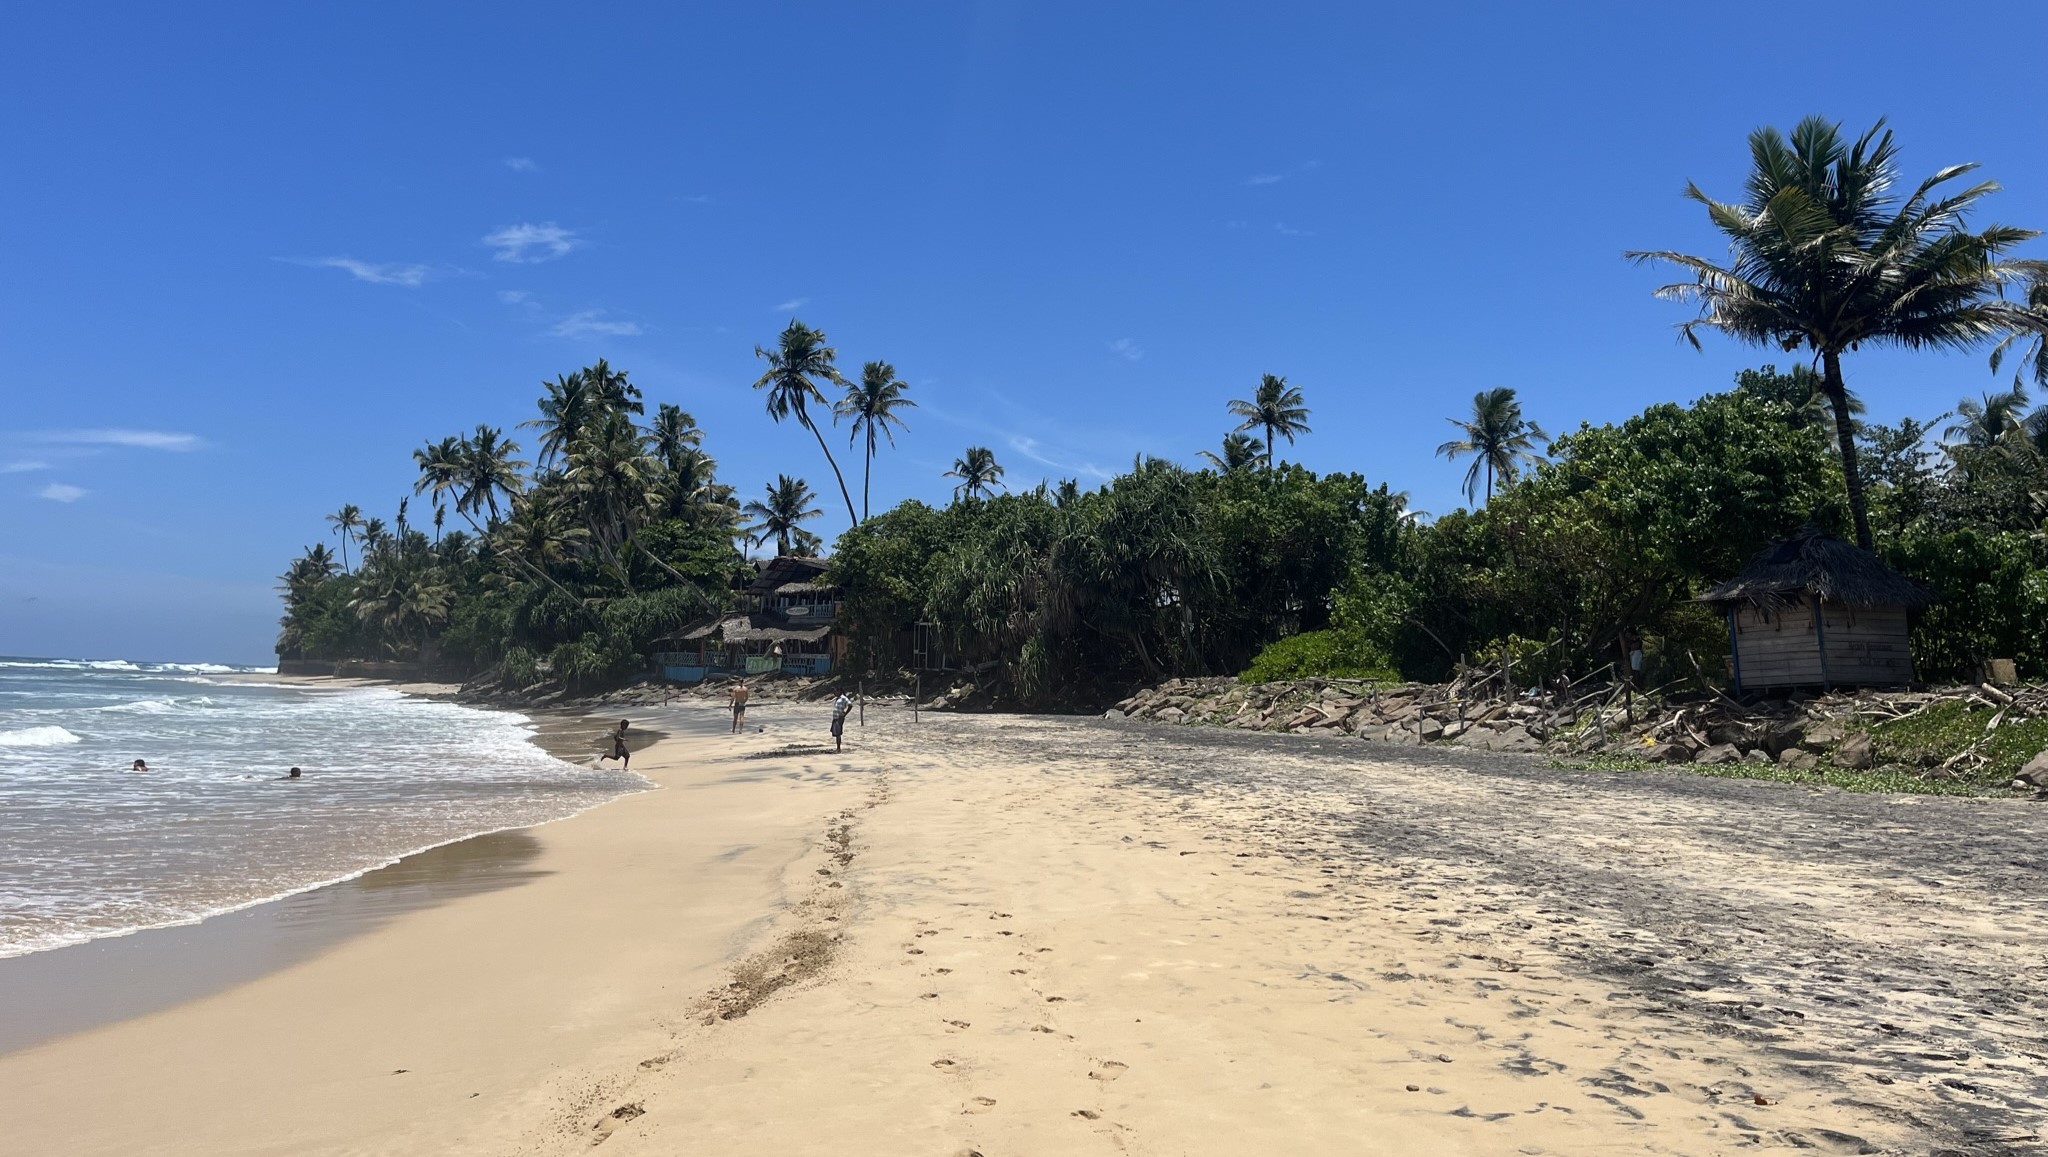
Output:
1697,525,1929,691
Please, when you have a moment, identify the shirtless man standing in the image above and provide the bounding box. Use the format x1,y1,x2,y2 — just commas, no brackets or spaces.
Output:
729,679,750,733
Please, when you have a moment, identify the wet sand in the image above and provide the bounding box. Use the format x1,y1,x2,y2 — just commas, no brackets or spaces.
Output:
3,700,2043,1153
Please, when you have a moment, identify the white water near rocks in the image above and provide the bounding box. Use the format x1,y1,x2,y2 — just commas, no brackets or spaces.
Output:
0,657,644,958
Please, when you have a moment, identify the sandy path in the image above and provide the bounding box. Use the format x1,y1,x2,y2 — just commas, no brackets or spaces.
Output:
6,702,2044,1154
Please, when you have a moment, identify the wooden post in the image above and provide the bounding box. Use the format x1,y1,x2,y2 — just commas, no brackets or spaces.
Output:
1726,608,1743,696
1811,593,1832,692
914,673,920,724
858,677,865,727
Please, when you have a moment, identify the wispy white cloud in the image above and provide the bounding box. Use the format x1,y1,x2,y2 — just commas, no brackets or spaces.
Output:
313,257,432,286
552,310,641,338
483,222,579,263
1274,222,1313,237
1108,338,1144,362
38,429,203,451
773,297,809,312
497,289,533,305
1,460,49,473
37,483,86,503
1008,436,1112,481
1242,159,1322,187
503,156,537,172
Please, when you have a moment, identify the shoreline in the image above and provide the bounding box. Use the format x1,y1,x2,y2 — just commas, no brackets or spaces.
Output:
0,696,850,1154
0,680,661,1051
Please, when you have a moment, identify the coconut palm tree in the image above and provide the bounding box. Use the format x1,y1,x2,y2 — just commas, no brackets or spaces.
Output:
325,504,364,572
742,475,823,557
412,435,465,510
523,371,595,469
582,358,644,417
432,504,446,544
835,360,916,520
650,403,702,462
1945,385,2032,451
1629,115,2048,549
946,446,1006,500
753,320,858,527
1226,374,1311,469
562,410,663,587
456,425,527,525
1436,387,1549,505
1198,431,1265,473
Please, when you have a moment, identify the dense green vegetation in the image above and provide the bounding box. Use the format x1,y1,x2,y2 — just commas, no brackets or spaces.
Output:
279,116,2048,709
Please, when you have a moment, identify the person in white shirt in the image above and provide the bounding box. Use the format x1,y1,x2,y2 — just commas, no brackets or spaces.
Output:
830,693,852,752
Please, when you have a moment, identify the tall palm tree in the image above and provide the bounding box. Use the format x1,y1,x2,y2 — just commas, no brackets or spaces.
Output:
456,425,527,525
582,358,644,417
1629,115,2048,548
562,410,664,587
432,504,445,544
650,402,702,463
1944,385,2032,450
1198,431,1264,472
835,360,916,520
523,371,595,469
412,435,465,510
945,446,1006,500
1226,374,1311,469
741,475,823,557
1436,387,1548,505
325,503,364,572
753,320,858,527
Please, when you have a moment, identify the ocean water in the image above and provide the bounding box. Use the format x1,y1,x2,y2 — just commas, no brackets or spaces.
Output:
0,657,645,959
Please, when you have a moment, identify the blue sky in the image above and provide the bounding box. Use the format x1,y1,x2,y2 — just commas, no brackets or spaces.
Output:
5,2,2047,665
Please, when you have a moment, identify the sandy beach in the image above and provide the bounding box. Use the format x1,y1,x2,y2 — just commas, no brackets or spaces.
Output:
3,696,2043,1154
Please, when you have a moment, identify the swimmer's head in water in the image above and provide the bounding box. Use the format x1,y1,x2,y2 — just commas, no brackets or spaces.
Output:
287,767,302,778
131,759,147,771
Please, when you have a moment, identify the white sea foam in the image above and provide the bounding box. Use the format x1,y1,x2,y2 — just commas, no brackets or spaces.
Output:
0,725,84,747
96,698,181,714
0,661,645,959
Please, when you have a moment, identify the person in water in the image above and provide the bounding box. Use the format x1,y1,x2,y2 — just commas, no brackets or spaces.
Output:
830,692,851,753
131,759,148,772
599,719,631,769
729,679,750,733
282,767,302,780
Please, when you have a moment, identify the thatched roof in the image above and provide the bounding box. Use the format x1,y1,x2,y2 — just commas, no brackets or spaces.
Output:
1697,524,1932,610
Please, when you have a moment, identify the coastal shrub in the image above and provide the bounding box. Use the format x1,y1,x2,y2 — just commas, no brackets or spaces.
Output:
498,645,540,689
1240,630,1397,683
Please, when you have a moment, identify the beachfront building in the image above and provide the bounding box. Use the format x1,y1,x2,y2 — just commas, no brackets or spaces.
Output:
651,556,846,682
1697,524,1930,692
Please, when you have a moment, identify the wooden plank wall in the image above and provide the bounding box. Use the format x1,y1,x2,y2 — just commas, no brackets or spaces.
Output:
1732,604,1913,688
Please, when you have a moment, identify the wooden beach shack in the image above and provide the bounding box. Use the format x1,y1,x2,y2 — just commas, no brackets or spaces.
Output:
649,556,846,683
1696,525,1930,693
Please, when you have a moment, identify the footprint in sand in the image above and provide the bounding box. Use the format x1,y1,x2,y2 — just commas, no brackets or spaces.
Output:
1072,1109,1102,1119
1089,1060,1128,1081
1030,1025,1057,1034
945,1019,972,1031
964,1096,997,1114
932,1058,958,1069
1009,968,1027,975
934,968,953,975
590,1103,645,1146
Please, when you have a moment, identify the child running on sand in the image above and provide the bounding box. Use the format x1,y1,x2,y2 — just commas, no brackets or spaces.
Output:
598,720,631,769
729,680,750,733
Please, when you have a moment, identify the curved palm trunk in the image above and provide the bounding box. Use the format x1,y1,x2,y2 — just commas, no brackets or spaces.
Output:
800,411,859,529
1822,351,1874,549
864,426,877,522
1266,421,1276,470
